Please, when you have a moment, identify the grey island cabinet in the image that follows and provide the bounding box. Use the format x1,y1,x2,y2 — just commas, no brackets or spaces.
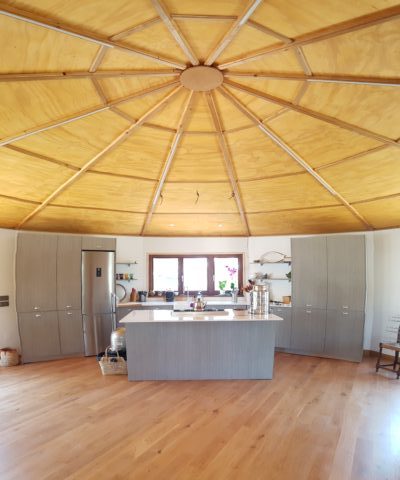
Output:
290,234,365,362
121,309,282,380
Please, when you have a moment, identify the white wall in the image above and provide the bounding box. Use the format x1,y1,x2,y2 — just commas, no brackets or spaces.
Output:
0,229,20,350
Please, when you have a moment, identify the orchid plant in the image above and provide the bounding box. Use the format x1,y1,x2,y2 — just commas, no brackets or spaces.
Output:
225,265,237,290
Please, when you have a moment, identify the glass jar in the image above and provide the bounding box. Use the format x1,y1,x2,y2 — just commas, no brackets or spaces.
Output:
249,284,269,314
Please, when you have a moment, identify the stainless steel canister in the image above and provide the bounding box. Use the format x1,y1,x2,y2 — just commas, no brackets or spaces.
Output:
249,284,269,314
110,327,126,351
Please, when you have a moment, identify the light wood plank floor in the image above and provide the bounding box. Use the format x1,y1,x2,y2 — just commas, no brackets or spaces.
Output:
0,353,399,480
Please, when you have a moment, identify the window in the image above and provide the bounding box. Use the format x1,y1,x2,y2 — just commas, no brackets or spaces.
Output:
149,254,243,295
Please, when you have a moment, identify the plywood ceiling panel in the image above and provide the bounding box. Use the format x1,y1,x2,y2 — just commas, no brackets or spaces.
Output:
0,1,399,236
240,174,340,212
226,128,303,180
0,80,101,140
248,206,366,236
300,83,400,139
52,173,155,213
320,146,400,203
155,183,239,214
13,110,130,168
23,206,146,235
266,110,383,169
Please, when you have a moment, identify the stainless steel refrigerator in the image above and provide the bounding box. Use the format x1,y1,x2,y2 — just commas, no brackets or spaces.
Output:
82,250,116,356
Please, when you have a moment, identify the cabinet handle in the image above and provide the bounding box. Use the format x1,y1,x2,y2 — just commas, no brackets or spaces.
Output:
67,312,73,316
343,312,349,315
34,314,41,318
66,305,72,309
33,306,40,310
342,305,349,309
306,304,312,307
306,310,311,314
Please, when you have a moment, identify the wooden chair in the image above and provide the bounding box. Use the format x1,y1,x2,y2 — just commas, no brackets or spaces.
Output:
376,325,400,379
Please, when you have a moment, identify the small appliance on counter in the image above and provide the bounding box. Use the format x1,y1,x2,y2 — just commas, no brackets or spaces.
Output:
165,291,174,302
138,291,147,302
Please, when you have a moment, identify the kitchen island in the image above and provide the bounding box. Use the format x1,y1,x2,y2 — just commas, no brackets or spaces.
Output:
120,309,282,380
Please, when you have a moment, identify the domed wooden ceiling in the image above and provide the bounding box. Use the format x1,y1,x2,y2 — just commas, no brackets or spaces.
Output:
0,0,399,236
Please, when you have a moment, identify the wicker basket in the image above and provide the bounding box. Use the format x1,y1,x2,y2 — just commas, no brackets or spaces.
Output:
98,347,127,375
0,348,20,367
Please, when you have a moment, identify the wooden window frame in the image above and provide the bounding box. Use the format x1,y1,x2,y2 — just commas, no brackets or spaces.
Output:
148,254,243,296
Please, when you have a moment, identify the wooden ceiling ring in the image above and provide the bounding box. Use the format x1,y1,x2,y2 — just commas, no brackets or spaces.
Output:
315,145,389,171
224,80,400,147
0,4,186,69
246,203,341,215
141,90,194,234
0,79,179,147
85,170,156,183
246,20,292,44
206,91,250,235
0,70,181,82
218,5,400,69
4,145,80,172
223,72,400,87
48,203,147,214
218,85,374,231
151,0,199,65
350,191,400,205
91,78,108,104
293,47,313,76
16,85,183,229
0,192,40,205
110,17,161,41
205,0,263,66
239,171,307,183
89,46,107,73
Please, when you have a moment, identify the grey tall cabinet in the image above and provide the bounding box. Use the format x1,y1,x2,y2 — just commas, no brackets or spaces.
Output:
16,232,116,363
290,235,365,362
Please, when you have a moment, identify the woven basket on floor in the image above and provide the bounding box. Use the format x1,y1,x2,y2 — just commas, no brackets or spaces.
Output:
98,347,127,375
0,348,20,367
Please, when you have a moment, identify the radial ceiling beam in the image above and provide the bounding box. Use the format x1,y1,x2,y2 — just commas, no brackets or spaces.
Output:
110,17,161,41
0,79,179,147
224,80,400,147
0,4,186,69
17,86,183,228
141,90,194,235
206,92,251,235
223,71,400,87
218,86,373,230
89,45,108,72
151,0,199,65
0,70,180,82
218,5,400,69
204,0,263,66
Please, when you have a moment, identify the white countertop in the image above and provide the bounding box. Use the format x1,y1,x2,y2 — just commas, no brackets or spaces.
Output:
120,309,283,323
118,299,249,308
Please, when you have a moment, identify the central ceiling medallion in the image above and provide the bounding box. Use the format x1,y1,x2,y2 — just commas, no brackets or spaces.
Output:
180,66,224,91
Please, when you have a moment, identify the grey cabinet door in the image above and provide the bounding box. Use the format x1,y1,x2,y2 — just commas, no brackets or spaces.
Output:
270,307,292,349
58,310,84,355
324,309,364,362
82,237,116,251
19,311,60,363
57,235,82,310
117,307,133,322
327,235,366,311
291,237,327,309
16,233,57,312
291,307,326,354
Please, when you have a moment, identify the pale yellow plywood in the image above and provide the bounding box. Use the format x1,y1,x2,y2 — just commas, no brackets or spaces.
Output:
240,174,340,212
226,128,303,180
0,80,101,140
0,197,37,228
0,148,74,201
163,0,245,16
91,126,174,179
2,0,156,37
97,76,179,102
166,135,228,182
52,173,155,212
145,213,247,236
14,110,130,168
212,90,253,130
99,48,171,71
303,19,400,78
248,206,366,235
149,89,192,129
23,206,146,235
251,0,399,38
174,19,234,63
224,78,303,103
266,110,382,169
321,146,400,203
0,15,97,73
355,197,400,229
184,92,216,132
224,88,283,121
300,83,400,140
155,183,239,213
123,22,187,65
217,25,283,65
220,48,304,73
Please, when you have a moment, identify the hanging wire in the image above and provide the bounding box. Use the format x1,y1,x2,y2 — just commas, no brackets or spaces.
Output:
195,190,200,205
